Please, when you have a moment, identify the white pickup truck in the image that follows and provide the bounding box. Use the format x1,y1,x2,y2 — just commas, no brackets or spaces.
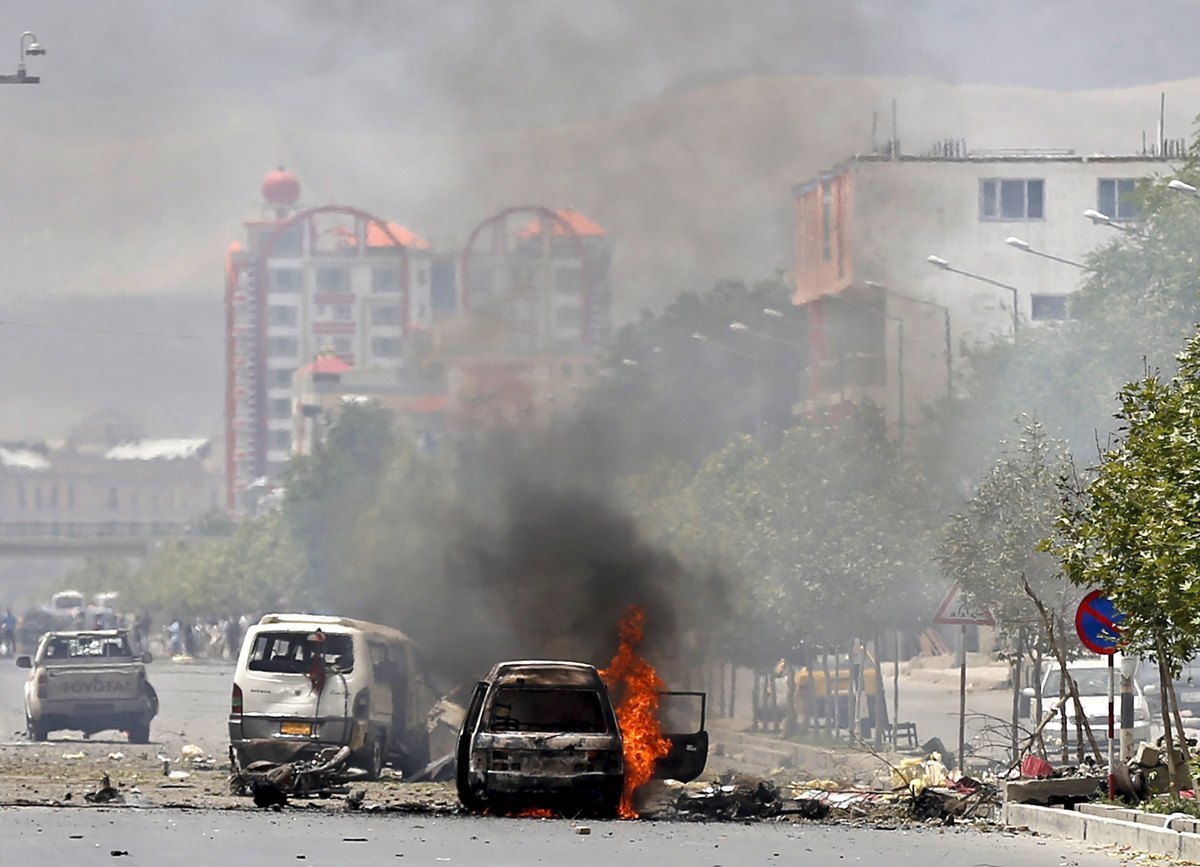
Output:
17,629,158,742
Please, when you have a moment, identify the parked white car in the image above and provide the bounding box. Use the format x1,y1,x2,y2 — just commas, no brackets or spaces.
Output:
1023,656,1152,749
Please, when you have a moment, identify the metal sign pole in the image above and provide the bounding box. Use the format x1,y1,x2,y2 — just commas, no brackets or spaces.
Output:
958,624,967,775
1108,653,1116,800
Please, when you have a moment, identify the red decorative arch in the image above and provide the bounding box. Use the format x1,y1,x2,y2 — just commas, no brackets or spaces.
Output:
253,206,413,481
458,205,596,345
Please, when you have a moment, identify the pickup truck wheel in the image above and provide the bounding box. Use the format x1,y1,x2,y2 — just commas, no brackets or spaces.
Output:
26,719,47,742
127,719,151,744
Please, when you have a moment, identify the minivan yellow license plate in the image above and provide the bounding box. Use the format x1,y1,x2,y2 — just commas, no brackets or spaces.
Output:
279,721,312,736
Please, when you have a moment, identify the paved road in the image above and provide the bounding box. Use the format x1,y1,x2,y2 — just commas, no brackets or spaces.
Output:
0,806,1123,866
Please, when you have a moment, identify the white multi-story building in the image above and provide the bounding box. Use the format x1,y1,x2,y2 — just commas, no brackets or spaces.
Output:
791,142,1183,432
224,170,437,510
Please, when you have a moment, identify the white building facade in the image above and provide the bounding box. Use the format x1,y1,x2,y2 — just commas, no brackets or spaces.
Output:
792,148,1181,432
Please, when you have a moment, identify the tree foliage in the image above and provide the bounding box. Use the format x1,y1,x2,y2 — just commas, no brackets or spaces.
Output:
937,420,1080,645
1048,332,1200,678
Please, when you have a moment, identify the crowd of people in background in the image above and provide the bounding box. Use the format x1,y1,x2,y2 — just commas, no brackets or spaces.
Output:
0,594,258,662
163,613,255,662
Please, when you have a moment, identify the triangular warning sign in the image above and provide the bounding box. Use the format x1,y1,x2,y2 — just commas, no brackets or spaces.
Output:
933,581,996,626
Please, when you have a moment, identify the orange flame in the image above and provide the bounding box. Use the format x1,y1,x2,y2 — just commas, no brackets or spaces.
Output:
514,808,555,819
600,604,671,819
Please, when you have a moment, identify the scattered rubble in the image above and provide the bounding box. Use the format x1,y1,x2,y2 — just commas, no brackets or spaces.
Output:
230,745,360,808
83,773,123,805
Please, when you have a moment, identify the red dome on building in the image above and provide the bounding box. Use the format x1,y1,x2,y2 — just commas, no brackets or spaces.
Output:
261,168,300,206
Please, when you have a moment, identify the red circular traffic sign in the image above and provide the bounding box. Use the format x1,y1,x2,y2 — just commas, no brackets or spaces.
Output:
1075,589,1123,655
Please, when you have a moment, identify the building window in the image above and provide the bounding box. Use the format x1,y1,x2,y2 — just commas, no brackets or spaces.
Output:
270,368,292,387
555,268,583,294
34,488,42,510
370,305,402,326
332,336,354,357
48,487,58,509
372,268,400,293
16,484,25,509
317,268,350,292
66,485,75,510
268,305,297,326
271,398,292,419
1031,293,1069,322
271,430,291,450
1098,178,1141,221
269,268,300,293
556,306,582,328
332,303,354,321
417,268,428,286
268,337,298,357
371,337,401,357
980,178,1045,220
107,487,119,509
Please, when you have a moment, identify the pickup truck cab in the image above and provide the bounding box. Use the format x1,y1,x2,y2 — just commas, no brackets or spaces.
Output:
17,629,157,742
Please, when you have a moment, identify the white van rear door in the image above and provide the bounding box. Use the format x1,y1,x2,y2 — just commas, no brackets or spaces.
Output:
240,630,354,718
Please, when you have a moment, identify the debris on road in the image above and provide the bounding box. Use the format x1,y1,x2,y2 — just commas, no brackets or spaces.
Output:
230,745,359,809
84,772,123,805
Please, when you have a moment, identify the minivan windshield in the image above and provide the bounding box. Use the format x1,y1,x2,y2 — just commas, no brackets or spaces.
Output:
247,631,354,674
487,687,607,733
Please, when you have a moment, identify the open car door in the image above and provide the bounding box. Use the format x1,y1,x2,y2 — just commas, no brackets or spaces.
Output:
653,690,707,782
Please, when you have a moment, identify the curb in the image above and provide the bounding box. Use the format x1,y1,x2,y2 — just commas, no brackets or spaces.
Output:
1004,802,1200,859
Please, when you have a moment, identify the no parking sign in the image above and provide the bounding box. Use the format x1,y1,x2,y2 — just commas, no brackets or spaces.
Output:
1075,590,1124,655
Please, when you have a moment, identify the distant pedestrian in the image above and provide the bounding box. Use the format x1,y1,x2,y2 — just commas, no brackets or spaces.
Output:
0,608,15,656
224,617,242,662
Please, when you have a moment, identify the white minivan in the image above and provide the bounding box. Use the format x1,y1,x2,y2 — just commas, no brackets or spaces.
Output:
228,614,438,779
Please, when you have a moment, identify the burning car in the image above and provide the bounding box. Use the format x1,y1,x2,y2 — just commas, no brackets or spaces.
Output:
455,659,707,817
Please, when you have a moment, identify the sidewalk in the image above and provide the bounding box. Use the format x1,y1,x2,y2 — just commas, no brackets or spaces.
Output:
899,654,1011,691
1005,801,1200,860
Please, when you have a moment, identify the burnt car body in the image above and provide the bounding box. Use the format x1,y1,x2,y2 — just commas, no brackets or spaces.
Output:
455,660,707,816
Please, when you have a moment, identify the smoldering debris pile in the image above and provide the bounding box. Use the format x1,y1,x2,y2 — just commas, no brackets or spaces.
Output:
633,768,999,824
229,746,361,809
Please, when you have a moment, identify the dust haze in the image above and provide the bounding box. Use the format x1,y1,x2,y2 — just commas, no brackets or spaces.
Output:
4,2,1200,437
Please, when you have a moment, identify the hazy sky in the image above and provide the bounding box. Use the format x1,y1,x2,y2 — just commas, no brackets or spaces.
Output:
2,0,1200,440
3,1,1199,133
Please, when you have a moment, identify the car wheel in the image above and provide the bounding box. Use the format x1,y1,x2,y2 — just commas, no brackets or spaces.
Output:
359,736,384,781
127,718,151,744
26,718,47,742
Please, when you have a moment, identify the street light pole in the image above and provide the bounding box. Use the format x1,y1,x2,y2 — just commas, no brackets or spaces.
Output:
927,254,1020,337
1004,236,1086,270
0,31,46,84
1083,209,1135,233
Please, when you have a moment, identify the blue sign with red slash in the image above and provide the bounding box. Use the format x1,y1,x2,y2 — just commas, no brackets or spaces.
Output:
1075,590,1124,655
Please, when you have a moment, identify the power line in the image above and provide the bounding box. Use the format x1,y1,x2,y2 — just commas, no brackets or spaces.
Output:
0,319,219,343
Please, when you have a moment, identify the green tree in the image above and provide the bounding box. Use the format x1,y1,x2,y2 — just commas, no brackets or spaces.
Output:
1048,332,1200,792
937,421,1081,758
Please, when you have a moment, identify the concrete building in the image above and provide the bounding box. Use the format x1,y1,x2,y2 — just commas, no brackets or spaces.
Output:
290,353,447,457
460,207,614,350
224,169,449,511
791,142,1183,432
0,412,221,540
